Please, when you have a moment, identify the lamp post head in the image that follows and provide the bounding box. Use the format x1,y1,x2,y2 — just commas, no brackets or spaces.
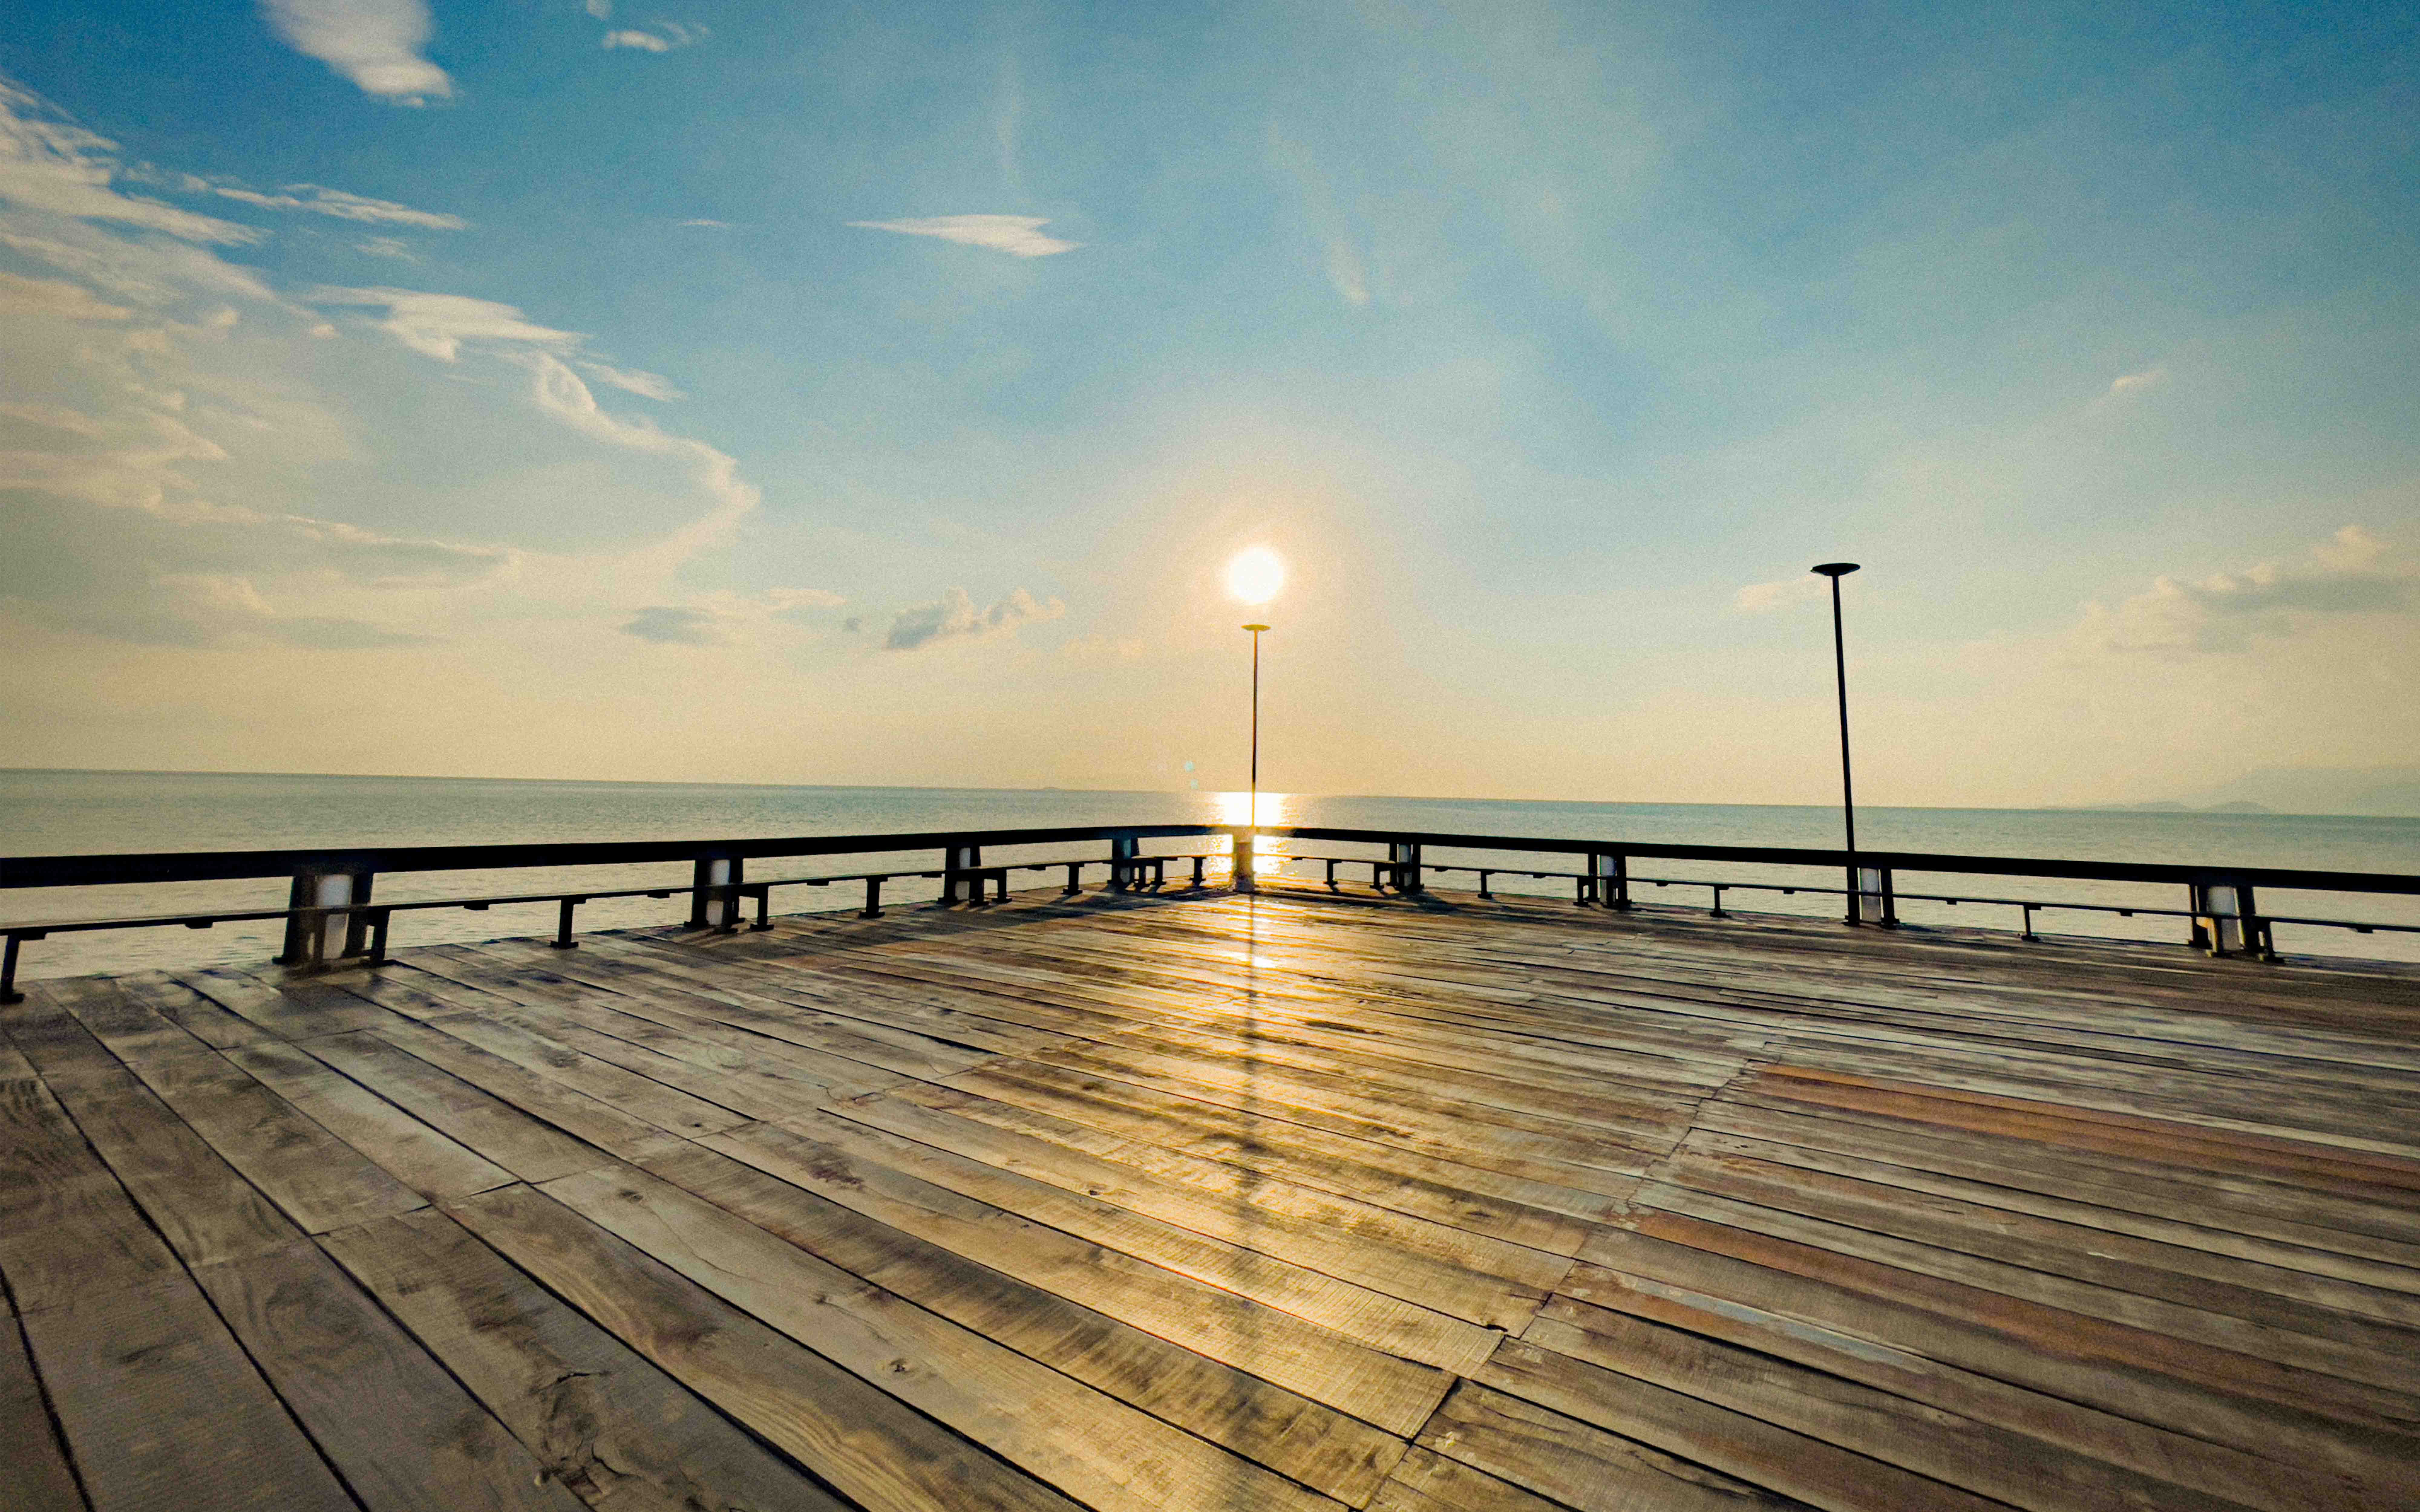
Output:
1811,561,1861,578
1241,623,1269,633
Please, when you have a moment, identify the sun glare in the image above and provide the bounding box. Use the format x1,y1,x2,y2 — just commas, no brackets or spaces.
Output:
1225,546,1286,605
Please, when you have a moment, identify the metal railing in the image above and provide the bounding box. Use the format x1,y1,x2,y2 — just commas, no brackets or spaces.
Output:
3,823,2417,1001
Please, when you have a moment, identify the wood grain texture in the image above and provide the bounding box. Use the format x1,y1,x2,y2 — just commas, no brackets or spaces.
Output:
0,1308,85,1512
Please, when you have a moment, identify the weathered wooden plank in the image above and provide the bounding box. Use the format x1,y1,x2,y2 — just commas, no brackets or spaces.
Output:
542,1161,1348,1512
1416,1381,1813,1512
702,1117,1453,1435
38,1063,299,1270
321,1208,850,1512
950,1057,1613,1246
299,1030,610,1183
445,1182,1089,1512
1559,1245,2372,1512
845,1086,1558,1331
639,1138,1409,1505
481,1001,846,1125
110,973,279,1051
1524,1293,2262,1512
1632,1181,2420,1432
1603,1210,2420,1495
1690,1103,2420,1297
116,1041,427,1234
0,987,124,1081
465,938,986,1081
1750,1065,2420,1194
1369,1444,1573,1512
900,1080,1574,1289
1699,1095,2420,1274
221,1040,514,1201
1480,1328,2017,1510
806,1102,1503,1375
415,1012,749,1138
587,934,1064,1061
368,1019,695,1163
171,965,403,1039
0,1308,85,1512
20,1272,356,1512
191,1240,585,1512
0,1073,178,1310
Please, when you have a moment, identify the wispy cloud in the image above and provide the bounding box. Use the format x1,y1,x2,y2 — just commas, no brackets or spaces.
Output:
2107,365,2169,396
848,214,1079,258
618,588,844,646
260,0,452,103
2078,526,2413,657
677,218,729,228
603,23,706,53
206,181,466,229
1731,575,1826,614
576,360,682,401
885,587,1065,650
0,270,131,321
307,287,581,360
0,83,259,244
355,235,418,261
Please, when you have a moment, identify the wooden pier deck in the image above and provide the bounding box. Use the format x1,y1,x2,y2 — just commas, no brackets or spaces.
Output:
5,881,2419,1512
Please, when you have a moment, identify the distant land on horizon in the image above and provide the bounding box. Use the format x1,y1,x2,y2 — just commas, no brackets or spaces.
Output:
2093,766,2420,820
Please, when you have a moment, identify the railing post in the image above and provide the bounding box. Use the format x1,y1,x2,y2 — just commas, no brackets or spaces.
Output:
1593,852,1631,911
279,865,374,969
1390,840,1423,894
1109,834,1141,892
690,856,743,931
1851,865,1895,927
1,933,26,1004
943,842,981,904
2190,878,2273,960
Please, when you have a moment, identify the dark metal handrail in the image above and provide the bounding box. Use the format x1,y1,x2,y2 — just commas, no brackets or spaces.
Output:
4,821,2416,1001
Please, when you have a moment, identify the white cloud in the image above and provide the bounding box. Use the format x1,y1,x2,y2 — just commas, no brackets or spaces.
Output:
355,236,418,261
603,23,706,53
0,73,761,660
522,354,758,561
618,587,845,647
886,587,1065,650
2077,526,2414,657
260,0,452,103
308,286,582,360
0,270,131,321
0,83,259,244
575,360,682,401
848,214,1080,258
210,182,466,229
1731,575,1827,614
2108,365,2169,396
584,0,612,16
677,218,730,228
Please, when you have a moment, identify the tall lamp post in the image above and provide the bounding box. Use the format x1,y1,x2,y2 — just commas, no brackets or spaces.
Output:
1810,562,1863,922
1226,547,1286,892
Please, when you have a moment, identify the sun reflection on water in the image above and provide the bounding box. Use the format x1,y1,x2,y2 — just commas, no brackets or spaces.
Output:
1212,790,1295,875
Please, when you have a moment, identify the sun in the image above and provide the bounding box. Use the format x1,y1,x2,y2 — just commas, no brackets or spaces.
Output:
1225,546,1285,606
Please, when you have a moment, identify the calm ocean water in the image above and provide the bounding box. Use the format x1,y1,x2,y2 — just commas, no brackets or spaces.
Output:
3,768,2417,979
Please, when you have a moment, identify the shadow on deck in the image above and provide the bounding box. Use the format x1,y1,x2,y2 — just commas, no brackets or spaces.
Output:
4,881,2418,1512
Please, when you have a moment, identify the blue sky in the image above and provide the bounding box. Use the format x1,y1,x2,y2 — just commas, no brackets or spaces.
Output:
2,2,2415,804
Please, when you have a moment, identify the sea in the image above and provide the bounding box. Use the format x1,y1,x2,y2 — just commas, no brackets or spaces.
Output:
4,768,2417,981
